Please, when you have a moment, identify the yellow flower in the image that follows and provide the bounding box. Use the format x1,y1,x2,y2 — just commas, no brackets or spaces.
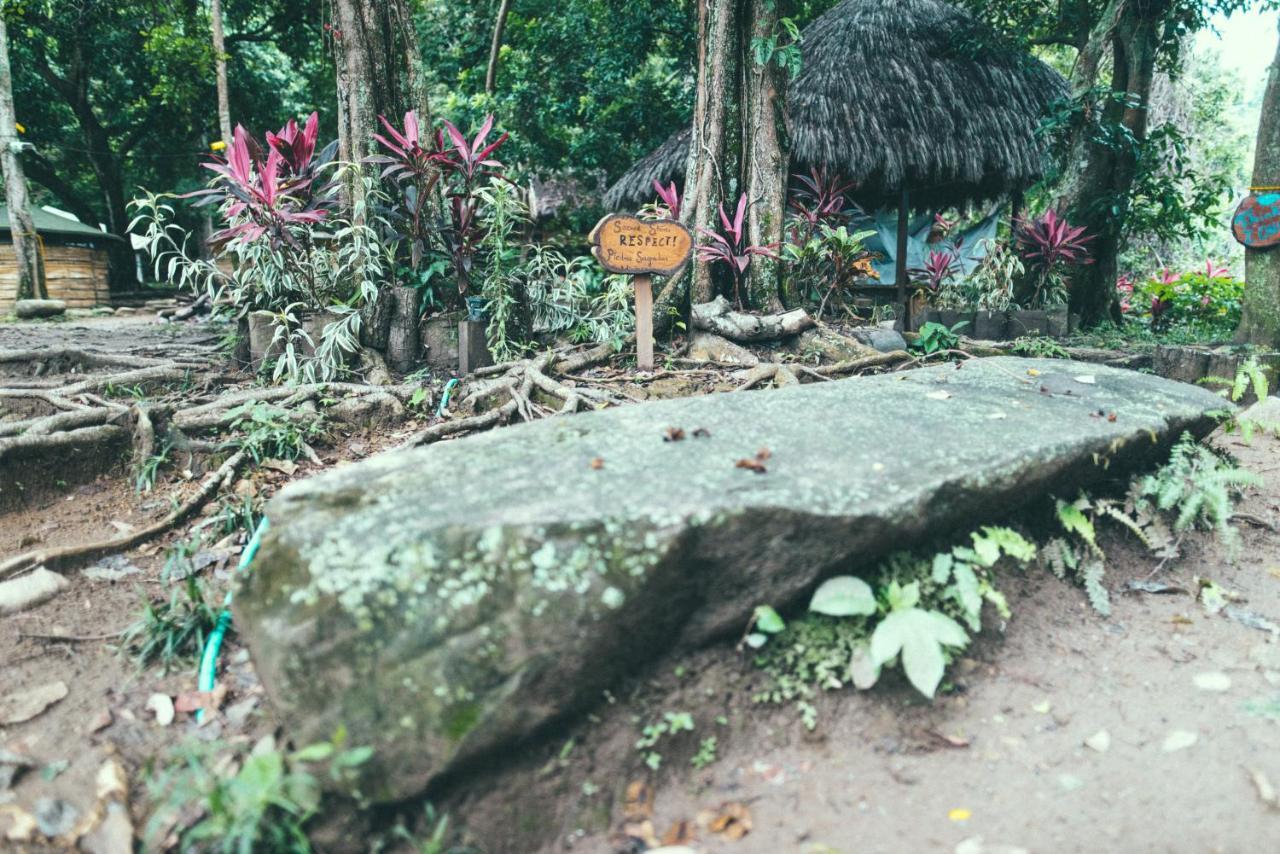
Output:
210,140,227,151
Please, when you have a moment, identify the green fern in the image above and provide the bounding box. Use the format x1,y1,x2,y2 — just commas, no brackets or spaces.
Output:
1136,434,1261,554
1080,559,1110,617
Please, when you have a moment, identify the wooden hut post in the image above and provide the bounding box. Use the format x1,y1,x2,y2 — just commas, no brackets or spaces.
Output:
896,188,910,327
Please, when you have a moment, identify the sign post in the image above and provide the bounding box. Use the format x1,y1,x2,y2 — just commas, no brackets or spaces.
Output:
590,214,693,372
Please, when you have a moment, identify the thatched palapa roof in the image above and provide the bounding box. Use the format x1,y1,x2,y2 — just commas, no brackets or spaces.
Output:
604,0,1067,212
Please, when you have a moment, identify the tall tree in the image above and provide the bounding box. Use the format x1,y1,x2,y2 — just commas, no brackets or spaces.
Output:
485,0,513,94
332,0,429,167
211,0,233,146
1237,18,1280,347
684,0,789,310
0,9,45,300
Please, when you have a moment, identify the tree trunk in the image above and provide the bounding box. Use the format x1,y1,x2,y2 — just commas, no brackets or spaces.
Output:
385,285,421,372
210,0,233,146
742,0,788,312
1237,20,1280,348
684,0,743,305
1055,0,1143,327
333,0,427,205
485,0,513,94
0,15,45,300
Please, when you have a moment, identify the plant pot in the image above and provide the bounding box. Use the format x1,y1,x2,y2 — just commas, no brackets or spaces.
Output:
1008,310,1048,338
421,311,463,371
972,310,1008,341
246,310,284,372
465,295,490,322
936,310,975,334
1046,306,1070,338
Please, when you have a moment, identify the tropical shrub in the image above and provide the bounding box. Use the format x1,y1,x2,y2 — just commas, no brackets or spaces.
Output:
1123,260,1243,338
131,115,385,383
781,222,877,317
696,193,781,308
1013,210,1093,308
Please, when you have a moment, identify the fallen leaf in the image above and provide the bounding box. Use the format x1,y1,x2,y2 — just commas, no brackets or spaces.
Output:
736,457,767,474
175,685,227,715
146,693,175,727
663,427,686,442
661,818,697,846
589,457,604,470
1084,730,1111,753
1161,730,1198,752
623,781,653,821
1192,672,1231,693
86,708,113,734
700,801,752,841
107,520,136,535
1225,605,1280,636
0,681,68,725
1032,700,1052,715
621,820,659,848
96,757,128,802
1124,580,1187,596
1248,767,1279,811
692,427,711,439
1074,375,1097,384
926,730,970,749
926,390,952,400
262,458,298,476
0,804,37,842
948,808,972,822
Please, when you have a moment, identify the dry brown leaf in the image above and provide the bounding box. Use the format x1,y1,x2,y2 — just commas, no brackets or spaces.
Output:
623,780,653,821
621,819,659,848
174,685,227,716
662,818,697,846
692,427,711,439
698,801,752,841
663,426,686,442
590,457,605,470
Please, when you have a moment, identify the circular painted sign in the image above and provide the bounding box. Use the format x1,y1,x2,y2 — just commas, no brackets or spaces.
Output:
1232,192,1280,249
589,214,693,277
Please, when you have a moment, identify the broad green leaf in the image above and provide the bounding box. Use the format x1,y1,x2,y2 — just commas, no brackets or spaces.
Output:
848,642,880,690
745,632,769,649
971,532,1002,567
931,553,954,584
291,743,335,763
870,608,969,698
979,526,1037,563
754,605,785,634
952,562,982,629
884,580,921,611
809,576,876,617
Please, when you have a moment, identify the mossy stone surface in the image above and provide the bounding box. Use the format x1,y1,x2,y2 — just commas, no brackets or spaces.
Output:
233,357,1225,803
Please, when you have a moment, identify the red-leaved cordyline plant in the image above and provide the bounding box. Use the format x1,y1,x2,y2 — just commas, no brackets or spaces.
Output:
652,180,682,220
1204,259,1230,279
914,249,960,296
787,168,853,242
190,112,337,252
1013,210,1094,308
696,193,780,308
371,112,510,293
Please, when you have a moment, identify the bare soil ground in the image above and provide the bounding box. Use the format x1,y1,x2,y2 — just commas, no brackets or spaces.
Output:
1,313,1277,853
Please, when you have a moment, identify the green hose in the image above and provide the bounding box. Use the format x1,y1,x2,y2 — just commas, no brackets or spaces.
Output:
438,377,460,417
196,517,269,722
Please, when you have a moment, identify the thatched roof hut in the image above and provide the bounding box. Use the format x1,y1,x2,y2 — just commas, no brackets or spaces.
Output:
604,0,1067,213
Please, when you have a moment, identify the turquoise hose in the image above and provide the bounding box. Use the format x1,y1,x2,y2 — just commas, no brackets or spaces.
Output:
196,517,269,722
437,378,460,417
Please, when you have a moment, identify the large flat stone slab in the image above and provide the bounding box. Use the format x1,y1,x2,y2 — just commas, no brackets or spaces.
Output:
234,358,1225,802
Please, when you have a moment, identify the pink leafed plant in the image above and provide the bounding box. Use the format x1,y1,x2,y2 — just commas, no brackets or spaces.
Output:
696,193,780,307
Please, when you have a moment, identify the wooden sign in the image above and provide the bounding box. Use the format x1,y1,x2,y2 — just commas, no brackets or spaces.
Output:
1232,192,1280,249
589,214,693,276
589,215,693,372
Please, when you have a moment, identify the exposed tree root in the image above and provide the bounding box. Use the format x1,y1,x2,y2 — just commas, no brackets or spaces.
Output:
692,296,816,342
0,449,248,580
